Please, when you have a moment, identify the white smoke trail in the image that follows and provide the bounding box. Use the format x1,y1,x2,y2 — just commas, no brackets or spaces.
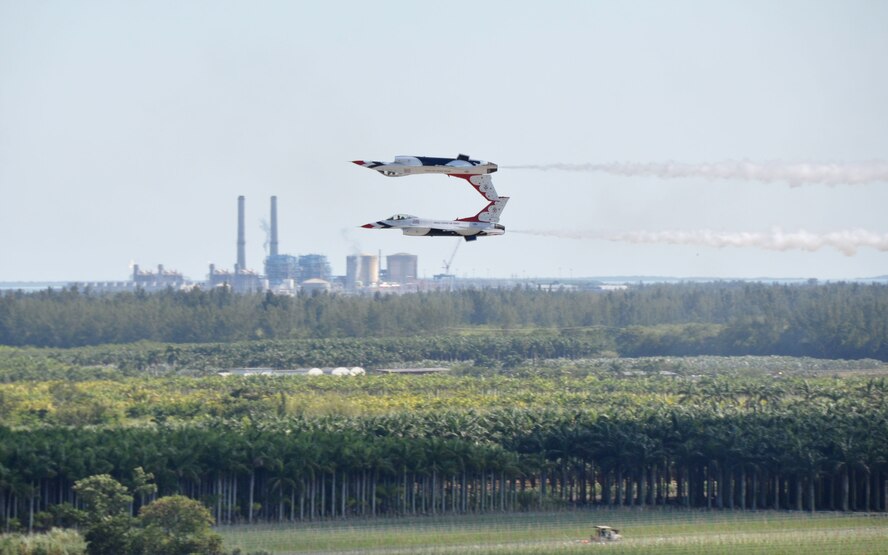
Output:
512,228,888,256
504,160,888,186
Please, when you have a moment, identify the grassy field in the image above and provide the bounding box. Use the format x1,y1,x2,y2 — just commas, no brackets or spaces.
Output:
218,509,888,554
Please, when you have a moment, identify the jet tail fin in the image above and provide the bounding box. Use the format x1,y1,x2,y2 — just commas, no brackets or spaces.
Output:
352,160,391,173
457,197,509,224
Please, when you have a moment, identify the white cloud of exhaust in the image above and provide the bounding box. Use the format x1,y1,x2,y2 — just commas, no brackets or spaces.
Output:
504,160,888,187
512,228,888,256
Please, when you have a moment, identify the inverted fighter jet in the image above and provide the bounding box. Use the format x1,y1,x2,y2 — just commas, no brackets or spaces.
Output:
353,155,501,200
352,154,497,177
361,197,509,242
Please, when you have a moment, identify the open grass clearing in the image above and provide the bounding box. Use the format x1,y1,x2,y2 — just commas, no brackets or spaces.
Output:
218,509,888,554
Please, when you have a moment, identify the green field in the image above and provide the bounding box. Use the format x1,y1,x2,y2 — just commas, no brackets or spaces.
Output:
218,510,888,554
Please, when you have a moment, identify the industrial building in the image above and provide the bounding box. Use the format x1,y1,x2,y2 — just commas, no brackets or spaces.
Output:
261,196,332,290
298,254,332,282
264,196,299,285
341,252,426,293
201,195,335,294
386,253,418,284
77,194,413,295
345,254,380,289
264,254,299,284
133,264,185,287
301,278,332,294
207,196,265,293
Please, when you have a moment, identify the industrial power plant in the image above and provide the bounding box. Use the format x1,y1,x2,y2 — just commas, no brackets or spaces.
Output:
61,195,601,296
75,196,424,295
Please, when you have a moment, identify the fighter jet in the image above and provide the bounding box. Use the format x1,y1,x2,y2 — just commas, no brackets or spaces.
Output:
352,154,497,177
353,155,501,200
361,197,509,242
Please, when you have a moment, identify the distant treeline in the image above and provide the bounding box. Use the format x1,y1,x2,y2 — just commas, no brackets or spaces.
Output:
0,335,606,380
1,283,887,360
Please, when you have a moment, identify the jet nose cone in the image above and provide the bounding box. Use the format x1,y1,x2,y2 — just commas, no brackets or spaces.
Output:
352,160,367,166
361,223,375,228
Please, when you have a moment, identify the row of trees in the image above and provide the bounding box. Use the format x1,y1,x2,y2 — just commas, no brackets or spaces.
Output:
2,283,887,360
2,364,883,426
0,334,607,382
1,473,227,555
2,375,886,528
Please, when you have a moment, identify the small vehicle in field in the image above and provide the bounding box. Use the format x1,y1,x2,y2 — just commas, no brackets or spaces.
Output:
592,525,622,542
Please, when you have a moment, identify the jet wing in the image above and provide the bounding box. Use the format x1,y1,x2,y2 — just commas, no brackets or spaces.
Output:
449,174,499,201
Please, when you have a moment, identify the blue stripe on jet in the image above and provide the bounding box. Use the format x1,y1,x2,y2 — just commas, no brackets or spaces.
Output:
415,156,479,166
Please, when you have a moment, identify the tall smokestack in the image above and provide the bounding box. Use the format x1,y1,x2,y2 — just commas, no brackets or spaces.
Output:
237,195,246,272
270,196,279,257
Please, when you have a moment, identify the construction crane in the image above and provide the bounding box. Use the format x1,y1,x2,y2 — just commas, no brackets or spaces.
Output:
434,238,462,282
442,238,461,275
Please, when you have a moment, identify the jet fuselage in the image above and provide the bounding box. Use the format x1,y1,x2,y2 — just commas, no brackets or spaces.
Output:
362,214,505,241
353,155,498,177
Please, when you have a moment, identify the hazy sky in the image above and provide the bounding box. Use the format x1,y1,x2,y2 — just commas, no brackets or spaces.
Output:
2,1,887,282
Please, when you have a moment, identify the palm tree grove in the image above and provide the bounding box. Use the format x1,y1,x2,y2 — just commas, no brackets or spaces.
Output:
1,282,887,553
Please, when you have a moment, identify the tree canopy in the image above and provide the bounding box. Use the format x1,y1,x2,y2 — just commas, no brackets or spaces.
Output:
1,368,886,529
1,283,887,360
